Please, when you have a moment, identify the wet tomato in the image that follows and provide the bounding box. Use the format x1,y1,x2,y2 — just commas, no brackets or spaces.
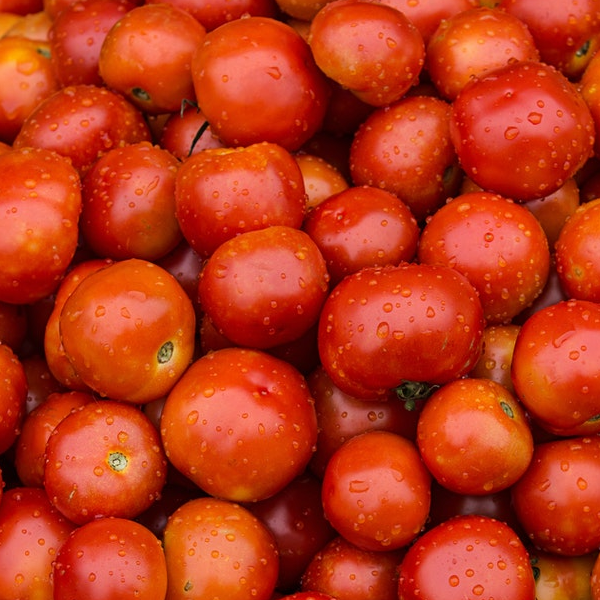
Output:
0,343,28,455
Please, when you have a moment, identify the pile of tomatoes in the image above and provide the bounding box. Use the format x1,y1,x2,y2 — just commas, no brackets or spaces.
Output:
1,0,600,598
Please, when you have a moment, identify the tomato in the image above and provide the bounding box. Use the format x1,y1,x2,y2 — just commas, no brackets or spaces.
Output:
199,225,329,349
0,147,81,305
349,95,462,222
58,258,196,404
318,263,485,399
163,497,279,600
417,377,533,495
0,487,75,600
44,400,167,524
99,4,206,114
397,514,536,600
80,141,182,261
426,6,539,101
302,185,419,286
21,354,65,415
581,51,600,158
555,197,600,302
531,550,596,600
418,191,551,324
279,594,336,600
160,347,318,502
2,10,51,41
175,142,307,259
512,435,600,556
0,0,43,14
13,84,151,175
48,0,137,87
301,535,404,600
450,60,595,202
308,0,425,107
294,153,349,210
511,299,600,436
591,552,600,600
321,430,431,551
53,517,167,600
0,344,27,456
191,16,330,151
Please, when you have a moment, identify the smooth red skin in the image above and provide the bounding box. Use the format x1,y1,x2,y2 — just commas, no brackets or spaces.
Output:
321,430,431,552
295,152,349,210
306,364,421,479
175,142,307,259
317,263,485,399
426,6,539,101
191,16,330,151
44,401,167,525
308,0,425,107
48,0,137,86
13,84,151,175
53,517,167,600
418,191,551,324
160,347,318,502
555,197,600,302
450,60,595,202
0,344,27,455
581,52,600,157
302,185,419,286
163,497,279,600
248,472,337,592
199,225,329,350
0,147,81,305
301,535,404,600
533,550,596,600
0,487,76,600
80,141,182,261
398,515,536,600
350,95,461,222
512,436,600,556
511,299,600,435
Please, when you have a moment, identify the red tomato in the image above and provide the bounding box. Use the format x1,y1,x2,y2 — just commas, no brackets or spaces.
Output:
175,142,307,258
532,550,596,600
160,347,318,502
511,435,600,556
0,487,75,600
44,400,167,524
581,51,600,158
450,60,595,201
199,225,329,349
163,497,279,600
0,147,82,305
294,153,349,210
417,191,551,324
99,4,206,114
321,430,431,551
0,0,44,14
511,299,600,436
20,354,65,415
318,263,485,399
191,16,330,151
58,259,196,404
80,141,182,261
308,0,425,107
397,514,536,600
53,517,167,600
0,344,27,455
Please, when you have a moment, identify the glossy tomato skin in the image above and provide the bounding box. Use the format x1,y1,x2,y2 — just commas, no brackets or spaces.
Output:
295,152,349,209
398,515,536,600
191,16,330,151
318,263,485,398
511,299,600,436
160,347,318,502
53,517,167,600
0,147,82,305
450,60,595,201
0,343,27,455
512,436,600,556
532,550,596,600
321,430,431,551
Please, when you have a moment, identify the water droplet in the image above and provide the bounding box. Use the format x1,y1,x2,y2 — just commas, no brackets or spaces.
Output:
349,480,370,493
504,127,519,140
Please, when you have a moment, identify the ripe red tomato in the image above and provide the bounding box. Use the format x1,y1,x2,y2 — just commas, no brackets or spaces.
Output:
53,517,167,600
398,514,536,600
160,347,318,502
199,225,329,349
58,258,196,404
295,153,349,210
511,299,600,436
0,343,27,455
321,430,431,551
511,435,600,556
450,60,595,201
318,263,485,398
191,16,330,150
163,497,279,600
44,400,167,524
